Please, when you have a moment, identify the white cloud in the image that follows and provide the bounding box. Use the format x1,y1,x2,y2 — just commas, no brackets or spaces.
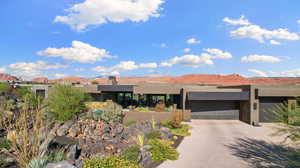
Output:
248,69,268,77
204,48,232,59
5,61,67,79
270,69,300,77
223,15,251,26
160,54,213,68
139,62,157,68
297,20,300,24
92,61,158,76
161,48,232,68
186,38,201,44
230,24,300,43
54,73,67,78
37,41,115,64
269,40,281,45
54,0,165,31
0,67,6,73
241,55,281,63
183,48,191,53
249,68,300,77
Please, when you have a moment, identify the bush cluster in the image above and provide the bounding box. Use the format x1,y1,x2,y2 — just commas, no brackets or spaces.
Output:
161,121,191,137
91,101,124,123
47,84,90,122
83,155,141,168
123,120,137,127
122,146,140,162
148,139,179,162
146,130,161,140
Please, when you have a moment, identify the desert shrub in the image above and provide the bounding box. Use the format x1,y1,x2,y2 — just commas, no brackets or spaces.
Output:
83,155,141,168
91,101,123,123
122,146,140,162
134,107,151,112
154,104,166,112
161,121,191,137
16,86,32,99
2,96,50,167
0,138,11,149
46,151,65,163
26,157,48,168
0,83,10,94
91,81,99,85
146,130,161,140
273,99,300,143
85,102,108,110
47,84,90,122
149,139,179,162
124,120,137,127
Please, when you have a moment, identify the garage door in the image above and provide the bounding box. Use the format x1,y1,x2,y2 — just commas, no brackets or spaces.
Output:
259,97,287,122
189,100,240,120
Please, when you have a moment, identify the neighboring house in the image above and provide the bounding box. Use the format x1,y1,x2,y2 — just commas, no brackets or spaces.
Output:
30,76,300,125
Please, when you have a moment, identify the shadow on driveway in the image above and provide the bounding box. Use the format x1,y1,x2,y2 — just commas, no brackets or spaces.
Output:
226,138,297,168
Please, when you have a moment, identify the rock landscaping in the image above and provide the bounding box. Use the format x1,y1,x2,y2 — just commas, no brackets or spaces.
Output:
0,84,190,168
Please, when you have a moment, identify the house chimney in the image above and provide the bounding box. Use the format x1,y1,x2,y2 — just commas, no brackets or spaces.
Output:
108,76,118,85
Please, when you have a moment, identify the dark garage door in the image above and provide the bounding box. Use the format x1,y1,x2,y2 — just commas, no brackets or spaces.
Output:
259,97,287,122
188,100,240,120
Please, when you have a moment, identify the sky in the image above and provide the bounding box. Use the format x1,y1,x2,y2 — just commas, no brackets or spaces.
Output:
1,0,300,79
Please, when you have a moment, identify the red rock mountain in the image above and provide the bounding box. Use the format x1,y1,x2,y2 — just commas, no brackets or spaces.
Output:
30,74,300,85
0,74,19,81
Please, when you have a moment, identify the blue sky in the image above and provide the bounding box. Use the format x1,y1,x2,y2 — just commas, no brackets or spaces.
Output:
1,0,300,79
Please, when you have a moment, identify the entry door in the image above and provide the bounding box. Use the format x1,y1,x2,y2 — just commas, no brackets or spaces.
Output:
189,100,240,120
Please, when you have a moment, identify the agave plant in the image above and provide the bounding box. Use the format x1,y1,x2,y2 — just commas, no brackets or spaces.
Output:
26,157,48,168
135,134,145,148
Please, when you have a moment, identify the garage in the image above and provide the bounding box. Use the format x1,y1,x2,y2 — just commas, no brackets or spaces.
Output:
259,97,287,122
188,100,240,120
187,91,249,120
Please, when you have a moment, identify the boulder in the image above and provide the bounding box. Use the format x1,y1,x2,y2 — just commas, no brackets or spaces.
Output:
57,121,74,136
46,161,76,168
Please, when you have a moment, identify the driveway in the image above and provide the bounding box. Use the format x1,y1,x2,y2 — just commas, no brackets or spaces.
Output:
159,120,289,168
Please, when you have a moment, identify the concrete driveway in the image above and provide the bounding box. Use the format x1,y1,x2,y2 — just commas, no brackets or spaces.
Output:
159,120,289,168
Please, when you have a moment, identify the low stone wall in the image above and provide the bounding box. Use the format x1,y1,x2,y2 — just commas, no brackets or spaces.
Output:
124,110,191,123
124,112,172,122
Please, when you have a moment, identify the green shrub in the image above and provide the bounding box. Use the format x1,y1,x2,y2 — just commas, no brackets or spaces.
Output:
124,120,137,127
47,84,90,122
92,101,123,123
0,138,11,149
16,86,32,99
122,146,140,162
134,107,151,112
161,121,191,137
91,81,99,85
0,83,10,94
146,130,161,140
149,139,179,162
83,155,141,168
46,151,65,163
171,124,191,137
